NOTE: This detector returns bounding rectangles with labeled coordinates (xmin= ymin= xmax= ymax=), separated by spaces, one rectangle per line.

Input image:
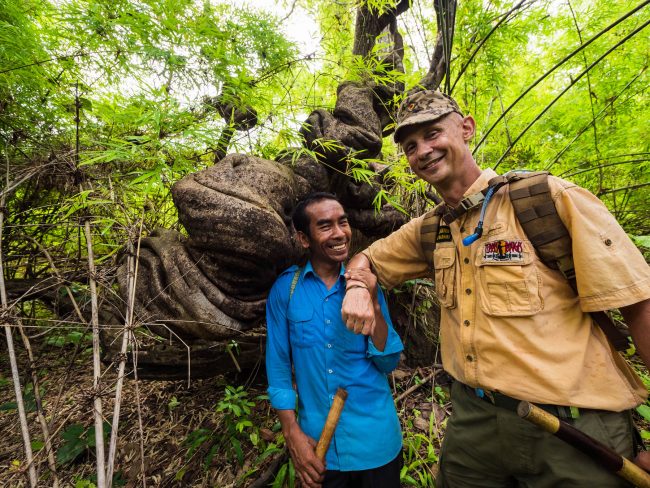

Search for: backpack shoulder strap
xmin=508 ymin=171 xmax=628 ymax=350
xmin=288 ymin=267 xmax=301 ymax=301
xmin=508 ymin=171 xmax=574 ymax=277
xmin=284 ymin=266 xmax=302 ymax=364
xmin=420 ymin=207 xmax=444 ymax=270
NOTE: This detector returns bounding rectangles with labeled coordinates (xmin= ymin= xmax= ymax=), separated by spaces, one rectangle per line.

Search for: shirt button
xmin=466 ymin=355 xmax=473 ymax=362
xmin=464 ymin=320 xmax=470 ymax=327
xmin=328 ymin=369 xmax=333 ymax=374
xmin=327 ymin=343 xmax=332 ymax=348
xmin=464 ymin=257 xmax=469 ymax=264
xmin=325 ymin=297 xmax=329 ymax=301
xmin=465 ymin=288 xmax=472 ymax=295
xmin=325 ymin=319 xmax=331 ymax=324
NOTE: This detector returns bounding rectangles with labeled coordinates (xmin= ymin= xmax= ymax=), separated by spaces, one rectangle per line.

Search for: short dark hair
xmin=292 ymin=192 xmax=341 ymax=237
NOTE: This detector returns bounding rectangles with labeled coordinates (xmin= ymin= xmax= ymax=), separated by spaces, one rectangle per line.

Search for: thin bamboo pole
xmin=83 ymin=219 xmax=106 ymax=488
xmin=0 ymin=183 xmax=37 ymax=486
xmin=18 ymin=326 xmax=60 ymax=487
xmin=472 ymin=0 xmax=650 ymax=155
xmin=106 ymin=220 xmax=142 ymax=487
xmin=493 ymin=17 xmax=650 ymax=169
xmin=124 ymin=220 xmax=147 ymax=487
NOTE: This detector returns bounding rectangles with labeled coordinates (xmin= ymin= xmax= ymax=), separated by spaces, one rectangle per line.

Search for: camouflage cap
xmin=394 ymin=90 xmax=463 ymax=143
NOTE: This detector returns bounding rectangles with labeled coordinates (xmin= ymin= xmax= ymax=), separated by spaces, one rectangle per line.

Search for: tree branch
xmin=413 ymin=0 xmax=457 ymax=93
xmin=352 ymin=0 xmax=411 ymax=58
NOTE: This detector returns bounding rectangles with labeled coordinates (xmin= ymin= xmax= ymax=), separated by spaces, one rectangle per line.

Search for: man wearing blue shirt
xmin=266 ymin=192 xmax=403 ymax=488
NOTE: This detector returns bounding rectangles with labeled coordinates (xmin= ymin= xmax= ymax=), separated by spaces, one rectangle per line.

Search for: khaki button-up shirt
xmin=364 ymin=169 xmax=650 ymax=411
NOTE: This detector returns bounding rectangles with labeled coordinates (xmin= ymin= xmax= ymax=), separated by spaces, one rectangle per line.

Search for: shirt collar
xmin=463 ymin=168 xmax=499 ymax=197
xmin=303 ymin=260 xmax=346 ymax=280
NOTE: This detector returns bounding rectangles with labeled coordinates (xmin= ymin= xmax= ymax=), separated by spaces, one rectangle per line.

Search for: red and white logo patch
xmin=483 ymin=240 xmax=524 ymax=262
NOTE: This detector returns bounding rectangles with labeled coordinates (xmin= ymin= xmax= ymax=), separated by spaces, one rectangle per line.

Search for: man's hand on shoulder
xmin=282 ymin=417 xmax=325 ymax=488
xmin=345 ymin=267 xmax=378 ymax=300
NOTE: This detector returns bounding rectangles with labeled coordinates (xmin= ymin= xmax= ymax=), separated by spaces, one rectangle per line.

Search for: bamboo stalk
xmin=493 ymin=17 xmax=650 ymax=169
xmin=127 ymin=223 xmax=148 ymax=488
xmin=105 ymin=249 xmax=133 ymax=487
xmin=473 ymin=0 xmax=650 ymax=155
xmin=451 ymin=0 xmax=532 ymax=94
xmin=18 ymin=325 xmax=60 ymax=487
xmin=83 ymin=219 xmax=106 ymax=488
xmin=131 ymin=348 xmax=148 ymax=488
xmin=106 ymin=223 xmax=142 ymax=486
xmin=518 ymin=402 xmax=650 ymax=487
xmin=0 ymin=186 xmax=37 ymax=486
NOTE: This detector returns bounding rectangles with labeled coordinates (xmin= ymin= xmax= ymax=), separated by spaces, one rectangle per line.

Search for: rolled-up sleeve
xmin=367 ymin=288 xmax=403 ymax=374
xmin=550 ymin=178 xmax=650 ymax=312
xmin=265 ymin=278 xmax=297 ymax=410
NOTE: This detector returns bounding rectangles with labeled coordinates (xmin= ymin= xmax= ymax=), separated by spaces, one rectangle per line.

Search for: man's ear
xmin=461 ymin=115 xmax=476 ymax=141
xmin=296 ymin=231 xmax=311 ymax=250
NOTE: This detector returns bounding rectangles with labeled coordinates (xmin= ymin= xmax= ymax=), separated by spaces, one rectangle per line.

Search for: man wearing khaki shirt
xmin=341 ymin=90 xmax=650 ymax=486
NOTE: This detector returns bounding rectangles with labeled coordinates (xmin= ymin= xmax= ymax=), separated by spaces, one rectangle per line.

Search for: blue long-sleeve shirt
xmin=266 ymin=262 xmax=403 ymax=471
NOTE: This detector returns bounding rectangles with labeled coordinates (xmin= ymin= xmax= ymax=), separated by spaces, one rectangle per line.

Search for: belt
xmin=468 ymin=385 xmax=580 ymax=420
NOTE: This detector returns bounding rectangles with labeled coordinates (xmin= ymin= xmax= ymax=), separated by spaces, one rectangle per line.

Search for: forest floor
xmin=0 ymin=337 xmax=449 ymax=487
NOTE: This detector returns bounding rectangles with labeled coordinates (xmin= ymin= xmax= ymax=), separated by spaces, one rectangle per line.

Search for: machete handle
xmin=315 ymin=388 xmax=348 ymax=461
xmin=518 ymin=401 xmax=650 ymax=488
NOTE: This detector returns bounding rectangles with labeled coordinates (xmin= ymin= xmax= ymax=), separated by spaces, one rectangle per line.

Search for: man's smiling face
xmin=400 ymin=113 xmax=476 ymax=188
xmin=298 ymin=199 xmax=351 ymax=266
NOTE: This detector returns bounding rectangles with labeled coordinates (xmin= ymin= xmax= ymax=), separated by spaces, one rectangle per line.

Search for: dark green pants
xmin=438 ymin=381 xmax=637 ymax=487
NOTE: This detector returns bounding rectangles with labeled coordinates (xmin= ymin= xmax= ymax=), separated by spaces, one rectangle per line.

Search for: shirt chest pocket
xmin=475 ymin=242 xmax=543 ymax=316
xmin=287 ymin=305 xmax=316 ymax=348
xmin=434 ymin=244 xmax=457 ymax=309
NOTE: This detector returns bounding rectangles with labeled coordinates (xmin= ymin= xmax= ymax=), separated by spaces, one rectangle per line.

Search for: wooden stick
xmin=395 ymin=368 xmax=443 ymax=403
xmin=518 ymin=401 xmax=650 ymax=488
xmin=315 ymin=388 xmax=348 ymax=460
xmin=0 ymin=179 xmax=37 ymax=487
xmin=84 ymin=219 xmax=106 ymax=488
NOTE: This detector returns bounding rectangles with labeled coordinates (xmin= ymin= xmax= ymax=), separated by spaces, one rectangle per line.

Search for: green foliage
xmin=1 ymin=0 xmax=648 ymax=485
xmin=56 ymin=422 xmax=111 ymax=465
xmin=73 ymin=479 xmax=97 ymax=488
xmin=447 ymin=0 xmax=649 ymax=231
xmin=44 ymin=329 xmax=91 ymax=348
xmin=0 ymin=382 xmax=41 ymax=413
xmin=271 ymin=458 xmax=296 ymax=488
xmin=401 ymin=415 xmax=439 ymax=487
xmin=1 ymin=0 xmax=306 ymax=290
xmin=183 ymin=385 xmax=276 ymax=473
xmin=215 ymin=385 xmax=256 ymax=465
xmin=3 ymin=0 xmax=646 ymax=302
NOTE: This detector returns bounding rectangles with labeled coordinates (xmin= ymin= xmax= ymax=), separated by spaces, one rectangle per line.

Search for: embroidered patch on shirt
xmin=483 ymin=240 xmax=524 ymax=262
xmin=436 ymin=225 xmax=452 ymax=243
